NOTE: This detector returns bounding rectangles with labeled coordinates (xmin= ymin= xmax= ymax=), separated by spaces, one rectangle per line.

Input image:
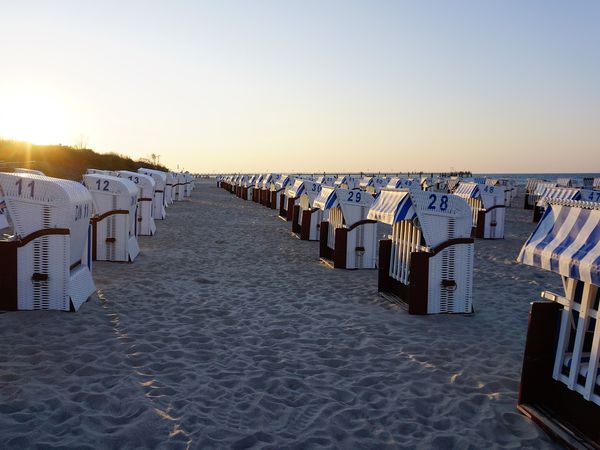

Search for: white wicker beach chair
xmin=116 ymin=171 xmax=156 ymax=236
xmin=83 ymin=174 xmax=139 ymax=262
xmin=271 ymin=174 xmax=294 ymax=211
xmin=368 ymin=189 xmax=474 ymax=314
xmin=138 ymin=168 xmax=168 ymax=219
xmin=289 ymin=180 xmax=324 ymax=241
xmin=517 ymin=199 xmax=600 ymax=448
xmin=0 ymin=172 xmax=96 ymax=311
xmin=315 ymin=186 xmax=377 ymax=269
xmin=454 ymin=182 xmax=506 ymax=239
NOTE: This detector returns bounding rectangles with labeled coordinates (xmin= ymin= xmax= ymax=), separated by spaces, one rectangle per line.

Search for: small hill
xmin=0 ymin=140 xmax=169 ymax=180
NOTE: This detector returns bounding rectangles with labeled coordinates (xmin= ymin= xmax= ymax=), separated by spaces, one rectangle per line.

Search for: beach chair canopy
xmin=517 ymin=200 xmax=600 ymax=285
xmin=0 ymin=172 xmax=93 ymax=266
xmin=138 ymin=168 xmax=167 ymax=193
xmin=386 ymin=177 xmax=417 ymax=190
xmin=116 ymin=171 xmax=156 ymax=198
xmin=82 ymin=174 xmax=138 ymax=212
xmin=286 ymin=179 xmax=306 ymax=198
xmin=525 ymin=178 xmax=545 ymax=193
xmin=313 ymin=186 xmax=373 ymax=224
xmin=536 ymin=187 xmax=581 ymax=207
xmin=315 ymin=175 xmax=336 ymax=186
xmin=359 ymin=176 xmax=374 ymax=189
xmin=301 ymin=180 xmax=323 ymax=203
xmin=368 ymin=189 xmax=472 ymax=248
xmin=275 ymin=174 xmax=295 ymax=190
xmin=261 ymin=173 xmax=275 ymax=188
xmin=533 ymin=182 xmax=558 ymax=197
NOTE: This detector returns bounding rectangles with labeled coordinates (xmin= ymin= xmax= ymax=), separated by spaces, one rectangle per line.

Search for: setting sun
xmin=0 ymin=88 xmax=72 ymax=145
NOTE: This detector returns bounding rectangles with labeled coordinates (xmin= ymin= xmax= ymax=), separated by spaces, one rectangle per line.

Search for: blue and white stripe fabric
xmin=287 ymin=180 xmax=306 ymax=198
xmin=454 ymin=182 xmax=480 ymax=199
xmin=536 ymin=187 xmax=581 ymax=208
xmin=517 ymin=202 xmax=600 ymax=286
xmin=367 ymin=189 xmax=416 ymax=225
xmin=313 ymin=186 xmax=337 ymax=211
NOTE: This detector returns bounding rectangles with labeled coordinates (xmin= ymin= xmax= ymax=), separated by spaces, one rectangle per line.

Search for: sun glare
xmin=0 ymin=89 xmax=72 ymax=145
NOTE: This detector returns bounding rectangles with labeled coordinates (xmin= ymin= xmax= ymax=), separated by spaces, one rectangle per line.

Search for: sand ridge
xmin=0 ymin=180 xmax=562 ymax=449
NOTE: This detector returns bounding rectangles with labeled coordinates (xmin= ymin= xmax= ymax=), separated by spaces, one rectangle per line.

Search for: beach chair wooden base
xmin=300 ymin=209 xmax=319 ymax=241
xmin=291 ymin=205 xmax=302 ymax=235
xmin=270 ymin=191 xmax=278 ymax=210
xmin=518 ymin=301 xmax=600 ymax=449
xmin=377 ymin=239 xmax=429 ymax=314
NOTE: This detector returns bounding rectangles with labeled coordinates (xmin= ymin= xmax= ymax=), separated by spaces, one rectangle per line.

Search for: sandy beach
xmin=0 ymin=179 xmax=564 ymax=449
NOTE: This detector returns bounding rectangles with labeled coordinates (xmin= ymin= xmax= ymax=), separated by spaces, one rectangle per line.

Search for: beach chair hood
xmin=517 ymin=200 xmax=600 ymax=285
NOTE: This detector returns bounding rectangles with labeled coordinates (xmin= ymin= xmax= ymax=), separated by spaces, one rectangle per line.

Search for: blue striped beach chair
xmin=517 ymin=199 xmax=600 ymax=448
xmin=368 ymin=189 xmax=474 ymax=314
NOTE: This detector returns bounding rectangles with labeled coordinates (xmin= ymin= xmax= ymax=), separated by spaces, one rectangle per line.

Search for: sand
xmin=0 ymin=180 xmax=563 ymax=449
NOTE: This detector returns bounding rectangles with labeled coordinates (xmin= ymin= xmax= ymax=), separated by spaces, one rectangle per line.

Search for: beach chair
xmin=273 ymin=174 xmax=296 ymax=211
xmin=184 ymin=173 xmax=194 ymax=197
xmin=316 ymin=186 xmax=377 ymax=269
xmin=83 ymin=174 xmax=139 ymax=262
xmin=238 ymin=175 xmax=254 ymax=201
xmin=369 ymin=189 xmax=474 ymax=314
xmin=260 ymin=174 xmax=277 ymax=207
xmin=517 ymin=199 xmax=600 ymax=448
xmin=454 ymin=182 xmax=506 ymax=239
xmin=178 ymin=172 xmax=188 ymax=199
xmin=280 ymin=179 xmax=305 ymax=222
xmin=138 ymin=168 xmax=167 ymax=219
xmin=290 ymin=180 xmax=324 ymax=240
xmin=0 ymin=172 xmax=96 ymax=311
xmin=534 ymin=187 xmax=582 ymax=223
xmin=116 ymin=171 xmax=156 ymax=236
xmin=386 ymin=177 xmax=418 ymax=191
xmin=487 ymin=178 xmax=516 ymax=207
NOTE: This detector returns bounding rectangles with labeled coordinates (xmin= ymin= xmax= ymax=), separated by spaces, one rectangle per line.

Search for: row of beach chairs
xmin=218 ymin=173 xmax=511 ymax=315
xmin=0 ymin=168 xmax=195 ymax=312
xmin=523 ymin=177 xmax=600 ymax=221
xmin=220 ymin=172 xmax=600 ymax=446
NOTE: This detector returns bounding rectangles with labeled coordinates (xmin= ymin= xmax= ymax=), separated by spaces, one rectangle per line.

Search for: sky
xmin=0 ymin=1 xmax=598 ymax=173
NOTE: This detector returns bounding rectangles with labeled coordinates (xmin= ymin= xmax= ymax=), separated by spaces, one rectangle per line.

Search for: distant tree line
xmin=0 ymin=139 xmax=169 ymax=180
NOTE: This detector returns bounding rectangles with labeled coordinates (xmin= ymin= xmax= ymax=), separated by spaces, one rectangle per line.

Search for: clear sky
xmin=0 ymin=1 xmax=598 ymax=173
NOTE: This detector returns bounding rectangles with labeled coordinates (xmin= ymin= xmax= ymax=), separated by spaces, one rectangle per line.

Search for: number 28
xmin=428 ymin=194 xmax=448 ymax=211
